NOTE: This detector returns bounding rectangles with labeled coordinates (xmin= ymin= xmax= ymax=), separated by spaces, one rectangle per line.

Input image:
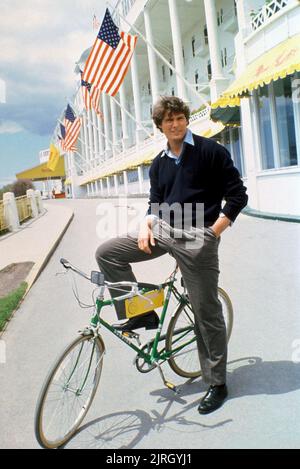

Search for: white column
xmin=119 ymin=85 xmax=129 ymax=149
xmin=87 ymin=110 xmax=94 ymax=164
xmin=235 ymin=0 xmax=251 ymax=37
xmin=100 ymin=179 xmax=104 ymax=196
xmin=106 ymin=177 xmax=111 ymax=196
xmin=35 ymin=190 xmax=44 ymax=213
xmin=26 ymin=189 xmax=39 ymax=218
xmin=110 ymin=96 xmax=118 ymax=158
xmin=92 ymin=110 xmax=99 ymax=166
xmin=203 ymin=0 xmax=229 ymax=101
xmin=138 ymin=166 xmax=143 ymax=194
xmin=87 ymin=184 xmax=90 ymax=197
xmin=97 ymin=114 xmax=105 ymax=160
xmin=3 ymin=192 xmax=20 ymax=231
xmin=144 ymin=6 xmax=160 ymax=104
xmin=82 ymin=114 xmax=90 ymax=167
xmin=167 ymin=0 xmax=187 ymax=101
xmin=114 ymin=174 xmax=119 ymax=195
xmin=131 ymin=52 xmax=144 ymax=144
xmin=102 ymin=93 xmax=111 ymax=157
xmin=123 ymin=170 xmax=128 ymax=195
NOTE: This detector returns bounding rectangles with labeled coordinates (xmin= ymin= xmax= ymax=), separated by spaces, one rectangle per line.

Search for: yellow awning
xmin=211 ymin=96 xmax=241 ymax=109
xmin=223 ymin=33 xmax=300 ymax=98
xmin=16 ymin=156 xmax=65 ymax=181
xmin=64 ymin=178 xmax=72 ymax=185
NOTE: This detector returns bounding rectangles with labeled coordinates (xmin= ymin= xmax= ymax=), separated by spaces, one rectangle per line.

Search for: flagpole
xmin=111 ymin=94 xmax=153 ymax=140
xmin=107 ymin=1 xmax=210 ymax=108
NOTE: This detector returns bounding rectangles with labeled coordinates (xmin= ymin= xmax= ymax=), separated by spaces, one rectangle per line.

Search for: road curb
xmin=242 ymin=207 xmax=300 ymax=223
xmin=0 ymin=210 xmax=74 ymax=339
xmin=25 ymin=210 xmax=74 ymax=292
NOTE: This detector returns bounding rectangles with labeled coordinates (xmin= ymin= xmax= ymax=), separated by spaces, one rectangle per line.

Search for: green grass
xmin=0 ymin=282 xmax=27 ymax=331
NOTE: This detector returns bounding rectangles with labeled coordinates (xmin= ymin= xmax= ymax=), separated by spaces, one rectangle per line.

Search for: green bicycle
xmin=35 ymin=257 xmax=233 ymax=449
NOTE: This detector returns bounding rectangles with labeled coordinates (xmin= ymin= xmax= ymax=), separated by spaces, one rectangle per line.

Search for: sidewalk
xmin=0 ymin=201 xmax=74 ymax=292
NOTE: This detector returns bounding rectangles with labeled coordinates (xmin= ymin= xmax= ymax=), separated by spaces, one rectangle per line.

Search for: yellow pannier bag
xmin=125 ymin=289 xmax=164 ymax=318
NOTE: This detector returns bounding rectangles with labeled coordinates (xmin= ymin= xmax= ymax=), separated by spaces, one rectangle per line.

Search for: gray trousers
xmin=95 ymin=221 xmax=227 ymax=385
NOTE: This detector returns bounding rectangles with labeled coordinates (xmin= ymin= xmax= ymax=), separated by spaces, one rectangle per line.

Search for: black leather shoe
xmin=198 ymin=384 xmax=228 ymax=414
xmin=113 ymin=311 xmax=159 ymax=332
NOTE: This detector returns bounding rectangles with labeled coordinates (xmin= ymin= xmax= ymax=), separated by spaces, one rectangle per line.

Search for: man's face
xmin=160 ymin=112 xmax=188 ymax=144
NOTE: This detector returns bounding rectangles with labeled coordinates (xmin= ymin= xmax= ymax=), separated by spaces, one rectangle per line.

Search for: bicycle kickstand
xmin=155 ymin=362 xmax=180 ymax=395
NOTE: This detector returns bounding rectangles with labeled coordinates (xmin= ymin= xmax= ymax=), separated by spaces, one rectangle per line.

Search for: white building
xmin=62 ymin=0 xmax=300 ymax=219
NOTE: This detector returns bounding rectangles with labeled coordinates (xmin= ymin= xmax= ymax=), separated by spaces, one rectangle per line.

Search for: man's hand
xmin=210 ymin=215 xmax=231 ymax=238
xmin=138 ymin=218 xmax=156 ymax=254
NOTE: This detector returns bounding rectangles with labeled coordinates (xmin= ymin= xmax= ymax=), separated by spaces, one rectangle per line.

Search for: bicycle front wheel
xmin=166 ymin=288 xmax=233 ymax=378
xmin=35 ymin=333 xmax=105 ymax=449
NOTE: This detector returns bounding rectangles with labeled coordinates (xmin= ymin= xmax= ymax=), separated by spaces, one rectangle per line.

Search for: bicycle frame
xmin=89 ymin=273 xmax=195 ymax=368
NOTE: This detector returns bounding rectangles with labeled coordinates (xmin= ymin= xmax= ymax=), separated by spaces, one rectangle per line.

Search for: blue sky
xmin=0 ymin=0 xmax=117 ymax=188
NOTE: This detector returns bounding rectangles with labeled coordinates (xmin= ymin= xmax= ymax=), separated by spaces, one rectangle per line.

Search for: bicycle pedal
xmin=165 ymin=381 xmax=180 ymax=394
xmin=122 ymin=331 xmax=140 ymax=340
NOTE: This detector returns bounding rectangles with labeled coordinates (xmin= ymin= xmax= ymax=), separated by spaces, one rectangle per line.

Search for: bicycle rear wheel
xmin=35 ymin=333 xmax=105 ymax=449
xmin=166 ymin=288 xmax=233 ymax=378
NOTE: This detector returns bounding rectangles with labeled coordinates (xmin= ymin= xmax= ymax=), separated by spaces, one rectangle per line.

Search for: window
xmin=256 ymin=76 xmax=299 ymax=170
xmin=220 ymin=8 xmax=224 ymax=23
xmin=171 ymin=87 xmax=175 ymax=96
xmin=192 ymin=36 xmax=195 ymax=57
xmin=195 ymin=70 xmax=199 ymax=91
xmin=182 ymin=46 xmax=185 ymax=62
xmin=169 ymin=59 xmax=173 ymax=76
xmin=221 ymin=48 xmax=227 ymax=67
xmin=143 ymin=165 xmax=150 ymax=180
xmin=127 ymin=169 xmax=139 ymax=183
xmin=204 ymin=25 xmax=208 ymax=45
xmin=148 ymin=81 xmax=151 ymax=95
xmin=257 ymin=84 xmax=275 ymax=169
xmin=162 ymin=65 xmax=166 ymax=82
xmin=207 ymin=60 xmax=211 ymax=81
xmin=273 ymin=77 xmax=298 ymax=167
xmin=218 ymin=128 xmax=245 ymax=177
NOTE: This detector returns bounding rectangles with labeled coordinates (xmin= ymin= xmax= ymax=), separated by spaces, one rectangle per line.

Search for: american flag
xmin=58 ymin=124 xmax=66 ymax=151
xmin=63 ymin=105 xmax=81 ymax=152
xmin=81 ymin=76 xmax=103 ymax=117
xmin=83 ymin=8 xmax=137 ymax=97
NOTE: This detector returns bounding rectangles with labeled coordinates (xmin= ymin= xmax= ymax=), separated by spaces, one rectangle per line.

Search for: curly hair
xmin=152 ymin=96 xmax=190 ymax=130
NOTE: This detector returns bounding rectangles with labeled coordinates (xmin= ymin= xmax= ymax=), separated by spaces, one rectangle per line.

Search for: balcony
xmin=250 ymin=0 xmax=290 ymax=31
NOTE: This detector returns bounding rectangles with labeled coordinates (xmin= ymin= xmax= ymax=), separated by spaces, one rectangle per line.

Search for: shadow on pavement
xmin=62 ymin=357 xmax=300 ymax=449
xmin=227 ymin=356 xmax=300 ymax=398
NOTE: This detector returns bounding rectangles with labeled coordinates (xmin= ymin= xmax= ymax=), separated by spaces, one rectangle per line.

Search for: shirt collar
xmin=161 ymin=129 xmax=194 ymax=159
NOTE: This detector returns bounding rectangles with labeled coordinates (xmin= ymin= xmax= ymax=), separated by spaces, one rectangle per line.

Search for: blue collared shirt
xmin=161 ymin=128 xmax=194 ymax=165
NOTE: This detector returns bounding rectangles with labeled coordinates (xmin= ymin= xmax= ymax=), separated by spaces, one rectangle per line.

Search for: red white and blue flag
xmin=83 ymin=8 xmax=137 ymax=96
xmin=81 ymin=76 xmax=103 ymax=117
xmin=63 ymin=105 xmax=81 ymax=152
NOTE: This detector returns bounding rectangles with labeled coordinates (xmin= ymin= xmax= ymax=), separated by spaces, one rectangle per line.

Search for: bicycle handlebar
xmin=60 ymin=258 xmax=163 ymax=291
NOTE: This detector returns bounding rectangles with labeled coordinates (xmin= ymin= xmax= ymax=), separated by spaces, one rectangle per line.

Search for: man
xmin=96 ymin=96 xmax=248 ymax=414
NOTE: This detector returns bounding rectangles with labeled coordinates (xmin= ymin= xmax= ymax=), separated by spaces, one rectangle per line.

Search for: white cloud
xmin=0 ymin=121 xmax=24 ymax=134
xmin=0 ymin=0 xmax=118 ymax=136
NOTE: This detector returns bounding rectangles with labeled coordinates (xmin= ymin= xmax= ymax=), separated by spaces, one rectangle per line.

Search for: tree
xmin=0 ymin=184 xmax=13 ymax=200
xmin=11 ymin=179 xmax=35 ymax=198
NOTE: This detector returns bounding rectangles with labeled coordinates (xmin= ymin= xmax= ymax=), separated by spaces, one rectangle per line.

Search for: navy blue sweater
xmin=147 ymin=134 xmax=248 ymax=227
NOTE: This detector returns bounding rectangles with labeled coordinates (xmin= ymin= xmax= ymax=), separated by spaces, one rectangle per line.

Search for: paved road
xmin=1 ymin=198 xmax=300 ymax=449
